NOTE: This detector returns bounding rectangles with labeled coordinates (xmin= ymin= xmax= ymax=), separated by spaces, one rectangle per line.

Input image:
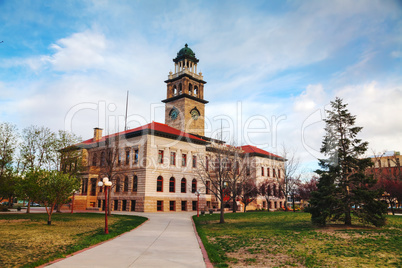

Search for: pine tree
xmin=309 ymin=97 xmax=386 ymax=227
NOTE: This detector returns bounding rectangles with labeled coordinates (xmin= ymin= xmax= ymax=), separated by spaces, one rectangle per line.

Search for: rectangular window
xmin=206 ymin=181 xmax=210 ymax=194
xmin=246 ymin=166 xmax=250 ymax=176
xmin=261 ymin=167 xmax=264 ymax=176
xmin=170 ymin=152 xmax=176 ymax=165
xmin=181 ymin=201 xmax=187 ymax=211
xmin=122 ymin=200 xmax=127 ymax=211
xmin=206 ymin=157 xmax=209 ymax=171
xmin=169 ymin=201 xmax=176 ymax=211
xmin=182 ymin=154 xmax=187 ymax=167
xmin=267 ymin=168 xmax=270 ymax=177
xmin=134 ymin=149 xmax=139 ymax=164
xmin=192 ymin=201 xmax=197 ymax=211
xmin=158 ymin=150 xmax=164 ymax=164
xmin=131 ymin=200 xmax=136 ymax=211
xmin=125 ymin=150 xmax=130 ymax=165
xmin=278 ymin=169 xmax=281 ymax=178
xmin=114 ymin=200 xmax=119 ymax=211
xmin=157 ymin=200 xmax=163 ymax=211
xmin=192 ymin=155 xmax=197 ymax=168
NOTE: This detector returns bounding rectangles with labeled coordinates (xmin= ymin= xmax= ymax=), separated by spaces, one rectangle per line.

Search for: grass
xmin=193 ymin=211 xmax=402 ymax=267
xmin=0 ymin=212 xmax=147 ymax=268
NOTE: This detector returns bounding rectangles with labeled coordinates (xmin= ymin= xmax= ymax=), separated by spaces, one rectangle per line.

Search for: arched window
xmin=157 ymin=176 xmax=163 ymax=192
xmin=115 ymin=177 xmax=121 ymax=192
xmin=124 ymin=176 xmax=129 ymax=192
xmin=132 ymin=175 xmax=138 ymax=192
xmin=194 ymin=86 xmax=198 ymax=96
xmin=92 ymin=153 xmax=97 ymax=166
xmin=181 ymin=178 xmax=186 ymax=193
xmin=173 ymin=85 xmax=177 ymax=96
xmin=101 ymin=152 xmax=106 ymax=167
xmin=169 ymin=177 xmax=175 ymax=193
xmin=191 ymin=179 xmax=197 ymax=193
xmin=179 ymin=83 xmax=182 ymax=94
xmin=189 ymin=83 xmax=193 ymax=95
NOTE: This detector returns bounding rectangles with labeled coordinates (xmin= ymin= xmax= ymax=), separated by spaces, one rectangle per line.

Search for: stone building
xmin=72 ymin=44 xmax=286 ymax=212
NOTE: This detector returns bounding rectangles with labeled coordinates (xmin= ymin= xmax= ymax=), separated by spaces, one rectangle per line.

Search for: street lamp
xmin=98 ymin=177 xmax=113 ymax=234
xmin=195 ymin=190 xmax=200 ymax=217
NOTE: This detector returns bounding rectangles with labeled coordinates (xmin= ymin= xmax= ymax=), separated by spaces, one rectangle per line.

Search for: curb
xmin=192 ymin=217 xmax=214 ymax=268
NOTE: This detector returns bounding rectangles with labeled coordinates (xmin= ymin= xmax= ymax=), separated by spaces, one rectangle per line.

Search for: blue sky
xmin=1 ymin=0 xmax=401 ymax=173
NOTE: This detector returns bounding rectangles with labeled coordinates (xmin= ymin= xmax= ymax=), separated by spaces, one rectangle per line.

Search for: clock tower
xmin=162 ymin=44 xmax=208 ymax=136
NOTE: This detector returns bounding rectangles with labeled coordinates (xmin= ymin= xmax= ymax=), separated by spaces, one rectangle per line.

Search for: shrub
xmin=0 ymin=204 xmax=9 ymax=212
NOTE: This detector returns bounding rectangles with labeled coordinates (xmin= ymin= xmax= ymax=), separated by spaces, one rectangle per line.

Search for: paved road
xmin=48 ymin=212 xmax=206 ymax=268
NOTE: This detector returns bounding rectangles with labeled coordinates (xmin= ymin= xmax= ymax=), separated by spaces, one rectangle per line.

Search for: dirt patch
xmin=315 ymin=225 xmax=380 ymax=239
xmin=0 ymin=219 xmax=31 ymax=223
xmin=227 ymin=248 xmax=304 ymax=268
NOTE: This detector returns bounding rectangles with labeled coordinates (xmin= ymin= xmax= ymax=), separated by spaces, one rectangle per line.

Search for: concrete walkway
xmin=48 ymin=212 xmax=206 ymax=268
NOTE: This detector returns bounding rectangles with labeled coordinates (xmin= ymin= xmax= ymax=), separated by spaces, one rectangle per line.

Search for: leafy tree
xmin=309 ymin=97 xmax=386 ymax=227
xmin=0 ymin=122 xmax=19 ymax=203
xmin=296 ymin=176 xmax=318 ymax=208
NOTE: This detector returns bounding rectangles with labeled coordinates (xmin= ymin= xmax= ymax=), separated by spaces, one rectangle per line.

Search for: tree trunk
xmin=108 ymin=187 xmax=112 ymax=216
xmin=219 ymin=200 xmax=225 ymax=224
xmin=345 ymin=204 xmax=352 ymax=226
xmin=26 ymin=200 xmax=31 ymax=213
xmin=232 ymin=196 xmax=237 ymax=213
xmin=292 ymin=194 xmax=295 ymax=212
xmin=390 ymin=200 xmax=395 ymax=215
xmin=243 ymin=202 xmax=247 ymax=213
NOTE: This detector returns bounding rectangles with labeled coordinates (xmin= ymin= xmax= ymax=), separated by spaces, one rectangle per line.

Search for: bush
xmin=0 ymin=204 xmax=9 ymax=212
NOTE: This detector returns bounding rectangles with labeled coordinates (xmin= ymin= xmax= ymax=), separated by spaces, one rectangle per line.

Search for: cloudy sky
xmin=1 ymin=0 xmax=401 ymax=173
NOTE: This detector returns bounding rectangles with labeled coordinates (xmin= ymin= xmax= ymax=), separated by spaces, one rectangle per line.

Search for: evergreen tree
xmin=309 ymin=97 xmax=386 ymax=227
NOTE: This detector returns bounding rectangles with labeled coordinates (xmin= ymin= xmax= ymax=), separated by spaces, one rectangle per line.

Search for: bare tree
xmin=274 ymin=144 xmax=300 ymax=211
xmin=238 ymin=179 xmax=258 ymax=212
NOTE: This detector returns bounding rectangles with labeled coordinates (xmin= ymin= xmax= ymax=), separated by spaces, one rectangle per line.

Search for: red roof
xmin=81 ymin=121 xmax=206 ymax=145
xmin=241 ymin=145 xmax=284 ymax=159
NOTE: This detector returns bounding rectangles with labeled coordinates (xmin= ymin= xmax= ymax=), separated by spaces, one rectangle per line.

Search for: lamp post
xmin=195 ymin=190 xmax=200 ymax=217
xmin=98 ymin=177 xmax=112 ymax=234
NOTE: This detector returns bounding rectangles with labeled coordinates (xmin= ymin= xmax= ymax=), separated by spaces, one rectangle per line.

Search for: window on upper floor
xmin=157 ymin=176 xmax=163 ymax=192
xmin=170 ymin=152 xmax=176 ymax=165
xmin=158 ymin=150 xmax=164 ymax=164
xmin=169 ymin=177 xmax=175 ymax=193
xmin=192 ymin=155 xmax=197 ymax=168
xmin=181 ymin=178 xmax=186 ymax=193
xmin=125 ymin=150 xmax=130 ymax=165
xmin=182 ymin=154 xmax=187 ymax=167
xmin=115 ymin=177 xmax=121 ymax=192
xmin=132 ymin=175 xmax=138 ymax=192
xmin=192 ymin=179 xmax=197 ymax=193
xmin=261 ymin=167 xmax=264 ymax=176
xmin=134 ymin=149 xmax=139 ymax=164
xmin=124 ymin=176 xmax=129 ymax=192
xmin=92 ymin=153 xmax=97 ymax=166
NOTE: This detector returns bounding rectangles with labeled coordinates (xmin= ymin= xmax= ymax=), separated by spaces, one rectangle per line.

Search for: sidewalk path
xmin=48 ymin=212 xmax=206 ymax=268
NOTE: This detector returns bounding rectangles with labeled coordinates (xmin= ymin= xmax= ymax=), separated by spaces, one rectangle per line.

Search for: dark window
xmin=192 ymin=155 xmax=197 ymax=168
xmin=157 ymin=176 xmax=163 ymax=192
xmin=192 ymin=201 xmax=197 ymax=211
xmin=122 ymin=200 xmax=127 ymax=211
xmin=181 ymin=178 xmax=186 ymax=193
xmin=169 ymin=177 xmax=175 ymax=193
xmin=189 ymin=83 xmax=193 ymax=95
xmin=179 ymin=83 xmax=182 ymax=94
xmin=115 ymin=177 xmax=121 ymax=192
xmin=170 ymin=152 xmax=176 ymax=165
xmin=206 ymin=181 xmax=210 ymax=194
xmin=124 ymin=176 xmax=129 ymax=192
xmin=192 ymin=179 xmax=197 ymax=193
xmin=182 ymin=154 xmax=187 ymax=166
xmin=278 ymin=169 xmax=281 ymax=178
xmin=206 ymin=157 xmax=209 ymax=171
xmin=98 ymin=199 xmax=102 ymax=208
xmin=114 ymin=200 xmax=118 ymax=211
xmin=170 ymin=201 xmax=176 ymax=211
xmin=134 ymin=149 xmax=139 ymax=164
xmin=81 ymin=178 xmax=88 ymax=194
xmin=132 ymin=175 xmax=138 ymax=192
xmin=158 ymin=150 xmax=164 ymax=164
xmin=125 ymin=150 xmax=130 ymax=165
xmin=273 ymin=169 xmax=276 ymax=178
xmin=101 ymin=152 xmax=106 ymax=167
xmin=246 ymin=165 xmax=250 ymax=176
xmin=157 ymin=200 xmax=163 ymax=211
xmin=261 ymin=167 xmax=264 ymax=176
xmin=267 ymin=168 xmax=270 ymax=177
xmin=90 ymin=178 xmax=97 ymax=196
xmin=181 ymin=201 xmax=187 ymax=211
xmin=131 ymin=200 xmax=136 ymax=211
xmin=92 ymin=153 xmax=97 ymax=166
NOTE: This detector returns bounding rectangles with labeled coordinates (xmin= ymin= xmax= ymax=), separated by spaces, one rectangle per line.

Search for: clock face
xmin=190 ymin=109 xmax=200 ymax=120
xmin=170 ymin=108 xmax=179 ymax=120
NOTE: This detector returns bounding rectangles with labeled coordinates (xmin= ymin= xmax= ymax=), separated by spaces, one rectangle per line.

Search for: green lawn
xmin=0 ymin=213 xmax=147 ymax=268
xmin=193 ymin=212 xmax=402 ymax=267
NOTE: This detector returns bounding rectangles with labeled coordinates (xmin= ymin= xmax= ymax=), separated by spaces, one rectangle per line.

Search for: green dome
xmin=173 ymin=44 xmax=199 ymax=63
xmin=177 ymin=44 xmax=195 ymax=58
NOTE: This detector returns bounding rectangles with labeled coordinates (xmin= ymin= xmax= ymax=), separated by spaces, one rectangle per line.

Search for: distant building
xmin=369 ymin=151 xmax=401 ymax=178
xmin=70 ymin=44 xmax=286 ymax=212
